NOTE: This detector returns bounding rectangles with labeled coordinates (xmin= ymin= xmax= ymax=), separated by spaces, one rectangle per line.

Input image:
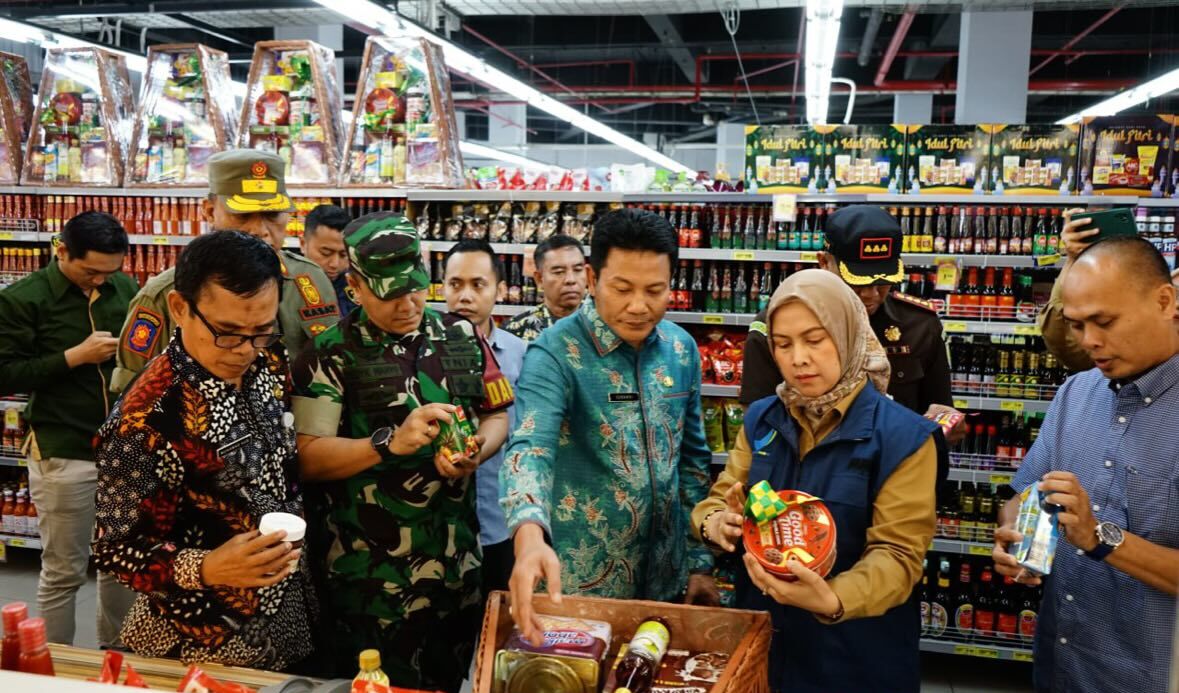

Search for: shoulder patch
xmin=293 ymin=274 xmax=325 ymax=308
xmin=124 ymin=307 xmax=164 ymax=355
xmin=890 ymin=292 xmax=938 ymax=314
xmin=749 ymin=320 xmax=768 ymax=337
xmin=309 ymin=323 xmax=328 ymax=337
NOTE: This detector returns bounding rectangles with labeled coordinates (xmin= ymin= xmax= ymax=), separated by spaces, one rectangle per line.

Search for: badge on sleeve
xmin=294 ymin=275 xmax=324 ymax=307
xmin=125 ymin=307 xmax=164 ymax=355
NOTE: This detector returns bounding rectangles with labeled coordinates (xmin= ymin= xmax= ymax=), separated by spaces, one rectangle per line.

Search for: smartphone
xmin=1075 ymin=207 xmax=1138 ymax=242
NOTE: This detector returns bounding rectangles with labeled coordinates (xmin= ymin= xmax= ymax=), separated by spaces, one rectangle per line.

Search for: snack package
xmin=90 ymin=650 xmax=148 ymax=688
xmin=723 ymin=402 xmax=745 ymax=451
xmin=489 ymin=202 xmax=513 ymax=243
xmin=925 ymin=410 xmax=965 ymax=440
xmin=743 ymin=482 xmax=837 ymax=581
xmin=494 ymin=614 xmax=612 ymax=693
xmin=177 ymin=666 xmax=255 ymax=693
xmin=1012 ymin=484 xmax=1059 ymax=576
xmin=702 ymin=399 xmax=726 ymax=453
xmin=433 ymin=403 xmax=480 ymax=465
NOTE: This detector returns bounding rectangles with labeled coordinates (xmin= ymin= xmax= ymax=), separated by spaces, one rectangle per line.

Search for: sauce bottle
xmin=1 ymin=602 xmax=27 ymax=671
xmin=609 ymin=617 xmax=671 ymax=693
xmin=17 ymin=618 xmax=54 ymax=676
xmin=354 ymin=649 xmax=389 ymax=685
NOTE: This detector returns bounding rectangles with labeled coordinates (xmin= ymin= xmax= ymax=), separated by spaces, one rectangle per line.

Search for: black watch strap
xmin=1085 ymin=541 xmax=1113 ymax=561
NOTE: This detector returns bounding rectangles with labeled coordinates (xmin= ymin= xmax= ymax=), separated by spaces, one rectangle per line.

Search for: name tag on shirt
xmin=609 ymin=392 xmax=640 ymax=403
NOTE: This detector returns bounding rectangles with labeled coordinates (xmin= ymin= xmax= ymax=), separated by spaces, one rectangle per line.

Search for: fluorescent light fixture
xmin=0 ymin=17 xmax=147 ymax=72
xmin=804 ymin=0 xmax=844 ymax=125
xmin=1057 ymin=65 xmax=1179 ymax=124
xmin=459 ymin=141 xmax=558 ymax=170
xmin=310 ymin=0 xmax=693 ymax=174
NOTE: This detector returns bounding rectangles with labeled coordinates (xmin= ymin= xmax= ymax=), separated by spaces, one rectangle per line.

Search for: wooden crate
xmin=48 ymin=644 xmax=296 ymax=691
xmin=474 ymin=591 xmax=771 ymax=693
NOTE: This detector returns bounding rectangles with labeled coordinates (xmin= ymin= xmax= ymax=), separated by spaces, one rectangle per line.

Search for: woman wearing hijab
xmin=692 ymin=269 xmax=939 ymax=693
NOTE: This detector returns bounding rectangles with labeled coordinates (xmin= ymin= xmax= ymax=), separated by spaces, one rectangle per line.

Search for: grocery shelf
xmin=127 ymin=234 xmax=196 ymax=246
xmin=950 ymin=395 xmax=1051 ymax=414
xmin=408 ymin=189 xmax=616 ymax=203
xmin=0 ymin=533 xmax=41 ymax=551
xmin=679 ymin=248 xmax=819 ymax=262
xmin=0 ymin=456 xmax=27 ymax=468
xmin=1132 ymin=197 xmax=1179 ymax=208
xmin=902 ymin=253 xmax=1061 ymax=268
xmin=421 ymin=240 xmax=540 ymax=255
xmin=427 ymin=302 xmax=531 ymax=317
xmin=942 ymin=320 xmax=1040 ymax=336
xmin=931 ymin=538 xmax=995 ymax=557
xmin=865 ymin=193 xmax=1139 ymax=206
xmin=301 ymin=188 xmax=407 ymax=198
xmin=0 ymin=400 xmax=27 ymax=410
xmin=919 ymin=638 xmax=1034 ymax=662
xmin=665 ymin=312 xmax=757 ymax=326
xmin=0 ymin=231 xmax=40 ymax=242
xmin=947 ymin=467 xmax=1018 ymax=486
xmin=37 ymin=186 xmax=209 ymax=198
xmin=702 ymin=384 xmax=740 ymax=397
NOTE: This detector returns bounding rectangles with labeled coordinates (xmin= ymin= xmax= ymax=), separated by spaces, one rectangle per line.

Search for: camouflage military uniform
xmin=500 ymin=302 xmax=559 ymax=343
xmin=111 ymin=251 xmax=338 ymax=393
xmin=291 ymin=212 xmax=513 ymax=689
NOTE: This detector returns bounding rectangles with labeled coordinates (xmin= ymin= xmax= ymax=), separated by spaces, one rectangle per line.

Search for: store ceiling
xmin=4 ymin=0 xmax=1179 ymax=145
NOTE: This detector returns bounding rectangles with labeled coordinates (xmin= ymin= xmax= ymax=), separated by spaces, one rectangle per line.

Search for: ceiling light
xmin=310 ymin=0 xmax=693 ymax=174
xmin=1057 ymin=65 xmax=1179 ymax=124
xmin=804 ymin=0 xmax=844 ymax=125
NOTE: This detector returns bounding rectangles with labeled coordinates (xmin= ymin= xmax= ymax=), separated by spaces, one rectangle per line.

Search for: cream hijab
xmin=766 ymin=269 xmax=891 ymax=417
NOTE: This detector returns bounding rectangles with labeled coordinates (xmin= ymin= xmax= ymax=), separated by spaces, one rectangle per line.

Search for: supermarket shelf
xmin=680 ymin=247 xmax=819 ymax=262
xmin=408 ymin=189 xmax=617 ymax=203
xmin=950 ymin=395 xmax=1051 ymax=414
xmin=947 ymin=467 xmax=1018 ymax=485
xmin=666 ymin=311 xmax=757 ymax=326
xmin=299 ymin=188 xmax=407 ymax=198
xmin=0 ymin=533 xmax=41 ymax=551
xmin=421 ymin=241 xmax=540 ymax=255
xmin=865 ymin=193 xmax=1138 ymax=206
xmin=902 ymin=252 xmax=1061 ymax=268
xmin=127 ymin=234 xmax=195 ymax=246
xmin=1132 ymin=197 xmax=1179 ymax=208
xmin=0 ymin=400 xmax=26 ymax=411
xmin=931 ymin=538 xmax=995 ymax=556
xmin=0 ymin=231 xmax=40 ymax=242
xmin=942 ymin=320 xmax=1040 ymax=336
xmin=919 ymin=638 xmax=1034 ymax=662
xmin=0 ymin=456 xmax=27 ymax=468
xmin=426 ymin=302 xmax=532 ymax=317
xmin=702 ymin=384 xmax=740 ymax=397
xmin=37 ymin=186 xmax=209 ymax=197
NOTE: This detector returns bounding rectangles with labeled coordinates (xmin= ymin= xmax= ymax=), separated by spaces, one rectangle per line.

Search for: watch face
xmin=371 ymin=427 xmax=392 ymax=448
xmin=1098 ymin=522 xmax=1124 ymax=547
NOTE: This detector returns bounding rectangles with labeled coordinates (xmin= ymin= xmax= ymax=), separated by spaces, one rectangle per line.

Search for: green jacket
xmin=0 ymin=260 xmax=138 ymax=460
xmin=111 ymin=250 xmax=339 ymax=393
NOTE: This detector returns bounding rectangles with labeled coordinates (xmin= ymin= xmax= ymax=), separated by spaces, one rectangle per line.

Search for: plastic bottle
xmin=1 ymin=602 xmax=27 ymax=671
xmin=17 ymin=618 xmax=54 ymax=676
xmin=610 ymin=618 xmax=671 ymax=693
xmin=354 ymin=649 xmax=389 ymax=685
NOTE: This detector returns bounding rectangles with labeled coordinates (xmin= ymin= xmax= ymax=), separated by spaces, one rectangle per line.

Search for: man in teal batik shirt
xmin=502 ymin=208 xmax=717 ymax=642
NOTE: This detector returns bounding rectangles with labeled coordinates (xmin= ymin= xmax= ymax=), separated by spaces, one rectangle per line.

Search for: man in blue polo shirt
xmin=993 ymin=236 xmax=1179 ymax=693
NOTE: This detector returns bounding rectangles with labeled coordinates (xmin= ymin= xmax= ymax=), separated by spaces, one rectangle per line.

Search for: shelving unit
xmin=931 ymin=537 xmax=995 ymax=557
xmin=0 ymin=532 xmax=41 ymax=551
xmin=0 ymin=456 xmax=26 ymax=468
xmin=949 ymin=395 xmax=1051 ymax=414
xmin=919 ymin=638 xmax=1033 ymax=662
xmin=946 ymin=468 xmax=1017 ymax=485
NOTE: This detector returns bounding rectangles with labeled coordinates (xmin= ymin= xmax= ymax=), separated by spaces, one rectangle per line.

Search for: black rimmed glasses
xmin=188 ymin=301 xmax=282 ymax=349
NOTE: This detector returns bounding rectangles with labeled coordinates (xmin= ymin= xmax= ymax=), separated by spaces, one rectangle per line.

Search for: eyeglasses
xmin=188 ymin=301 xmax=282 ymax=349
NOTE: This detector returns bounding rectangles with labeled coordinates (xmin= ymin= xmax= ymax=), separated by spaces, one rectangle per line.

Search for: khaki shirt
xmin=1038 ymin=261 xmax=1094 ymax=372
xmin=111 ymin=250 xmax=339 ymax=393
xmin=692 ymin=380 xmax=937 ymax=622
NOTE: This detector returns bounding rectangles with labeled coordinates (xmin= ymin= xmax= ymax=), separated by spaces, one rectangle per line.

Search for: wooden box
xmin=237 ymin=40 xmax=345 ymax=187
xmin=474 ymin=591 xmax=772 ymax=693
xmin=341 ymin=34 xmax=465 ymax=188
xmin=0 ymin=52 xmax=33 ymax=184
xmin=128 ymin=43 xmax=237 ymax=187
xmin=22 ymin=47 xmax=135 ymax=187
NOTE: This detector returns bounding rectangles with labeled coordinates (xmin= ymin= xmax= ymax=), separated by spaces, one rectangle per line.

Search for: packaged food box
xmin=493 ymin=614 xmax=612 ymax=693
xmin=816 ymin=124 xmax=907 ymax=193
xmin=1079 ymin=115 xmax=1177 ymax=196
xmin=906 ymin=125 xmax=991 ymax=194
xmin=743 ymin=483 xmax=837 ymax=580
xmin=434 ymin=403 xmax=480 ymax=464
xmin=1012 ymin=483 xmax=1059 ymax=576
xmin=744 ymin=125 xmax=824 ymax=193
xmin=925 ymin=410 xmax=965 ymax=439
xmin=986 ymin=123 xmax=1081 ymax=195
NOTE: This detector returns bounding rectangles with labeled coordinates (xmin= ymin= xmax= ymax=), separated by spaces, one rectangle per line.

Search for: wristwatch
xmin=1085 ymin=521 xmax=1125 ymax=561
xmin=370 ymin=427 xmax=394 ymax=459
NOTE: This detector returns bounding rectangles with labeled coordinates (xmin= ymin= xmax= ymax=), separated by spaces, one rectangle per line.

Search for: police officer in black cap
xmin=741 ymin=205 xmax=960 ymax=435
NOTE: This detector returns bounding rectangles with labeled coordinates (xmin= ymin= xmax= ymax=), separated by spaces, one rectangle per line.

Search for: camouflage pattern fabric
xmin=291 ymin=306 xmax=513 ymax=689
xmin=343 ymin=212 xmax=429 ymax=300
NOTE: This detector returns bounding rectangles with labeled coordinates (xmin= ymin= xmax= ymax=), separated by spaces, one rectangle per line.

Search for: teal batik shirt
xmin=500 ymin=301 xmax=713 ymax=601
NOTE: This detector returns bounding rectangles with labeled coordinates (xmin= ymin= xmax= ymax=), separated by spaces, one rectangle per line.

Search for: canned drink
xmin=1012 ymin=484 xmax=1059 ymax=576
xmin=433 ymin=403 xmax=479 ymax=464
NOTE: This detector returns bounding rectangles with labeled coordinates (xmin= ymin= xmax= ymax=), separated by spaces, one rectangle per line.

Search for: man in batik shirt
xmin=502 ymin=209 xmax=716 ymax=646
xmin=292 ymin=212 xmax=512 ymax=691
xmin=92 ymin=232 xmax=313 ymax=670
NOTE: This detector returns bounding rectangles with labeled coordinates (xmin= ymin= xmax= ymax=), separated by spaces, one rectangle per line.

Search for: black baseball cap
xmin=824 ymin=205 xmax=905 ymax=286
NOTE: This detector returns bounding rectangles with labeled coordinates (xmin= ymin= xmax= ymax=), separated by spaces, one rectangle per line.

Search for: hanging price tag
xmin=800 ymin=251 xmax=818 ymax=262
xmin=1013 ymin=325 xmax=1039 ymax=336
xmin=935 ymin=258 xmax=961 ymax=292
xmin=731 ymin=250 xmax=755 ymax=261
xmin=152 ymin=236 xmax=170 ymax=245
xmin=1000 ymin=400 xmax=1025 ymax=412
xmin=1035 ymin=253 xmax=1062 ymax=267
xmin=701 ymin=314 xmax=725 ymax=325
xmin=772 ymin=194 xmax=797 ymax=222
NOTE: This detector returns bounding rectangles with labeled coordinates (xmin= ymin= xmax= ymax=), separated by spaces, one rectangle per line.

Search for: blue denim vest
xmin=737 ymin=383 xmax=938 ymax=693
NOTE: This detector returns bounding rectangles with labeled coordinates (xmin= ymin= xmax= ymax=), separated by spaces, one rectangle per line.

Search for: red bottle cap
xmin=17 ymin=618 xmax=47 ymax=653
xmin=1 ymin=602 xmax=27 ymax=634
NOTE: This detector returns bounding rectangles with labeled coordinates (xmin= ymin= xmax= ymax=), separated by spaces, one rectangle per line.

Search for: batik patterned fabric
xmin=501 ymin=302 xmax=558 ymax=343
xmin=290 ymin=306 xmax=513 ymax=688
xmin=500 ymin=300 xmax=713 ymax=602
xmin=92 ymin=335 xmax=314 ymax=670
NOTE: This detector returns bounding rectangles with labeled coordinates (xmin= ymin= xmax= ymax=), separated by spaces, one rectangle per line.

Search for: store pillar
xmin=954 ymin=10 xmax=1032 ymax=124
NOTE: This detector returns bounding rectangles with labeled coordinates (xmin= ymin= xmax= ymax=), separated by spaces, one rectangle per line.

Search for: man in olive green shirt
xmin=111 ymin=150 xmax=339 ymax=393
xmin=0 ymin=211 xmax=139 ymax=647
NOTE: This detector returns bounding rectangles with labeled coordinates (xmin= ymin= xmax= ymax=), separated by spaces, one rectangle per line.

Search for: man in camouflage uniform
xmin=111 ymin=150 xmax=338 ymax=393
xmin=291 ymin=212 xmax=513 ymax=690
